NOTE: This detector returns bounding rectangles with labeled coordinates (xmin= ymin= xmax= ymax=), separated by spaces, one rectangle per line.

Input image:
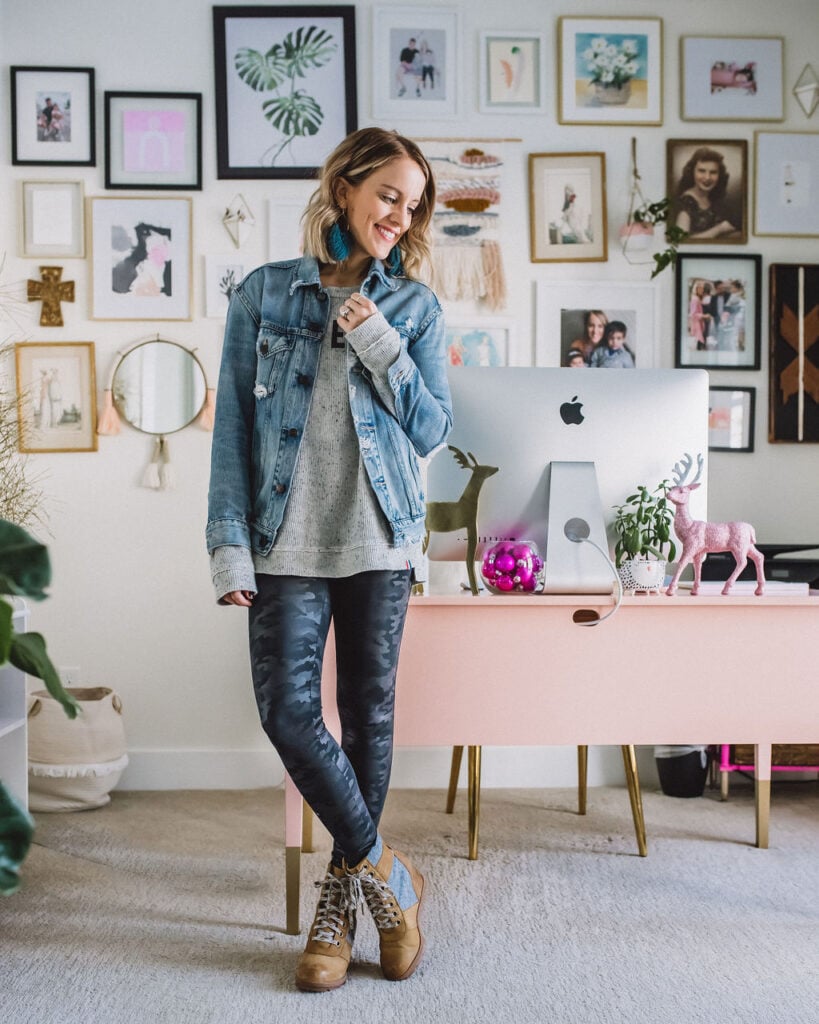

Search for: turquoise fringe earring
xmin=328 ymin=217 xmax=351 ymax=261
xmin=386 ymin=245 xmax=404 ymax=276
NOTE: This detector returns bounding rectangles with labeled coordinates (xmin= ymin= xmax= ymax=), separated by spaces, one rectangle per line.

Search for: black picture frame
xmin=213 ymin=5 xmax=358 ymax=180
xmin=675 ymin=252 xmax=762 ymax=371
xmin=104 ymin=91 xmax=202 ymax=191
xmin=708 ymin=385 xmax=756 ymax=452
xmin=10 ymin=65 xmax=96 ymax=167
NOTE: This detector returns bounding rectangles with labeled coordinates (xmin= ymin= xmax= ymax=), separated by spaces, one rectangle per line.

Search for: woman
xmin=674 ymin=147 xmax=739 ymax=240
xmin=207 ymin=127 xmax=451 ymax=992
xmin=566 ymin=309 xmax=607 ymax=365
xmin=688 ymin=280 xmax=712 ymax=350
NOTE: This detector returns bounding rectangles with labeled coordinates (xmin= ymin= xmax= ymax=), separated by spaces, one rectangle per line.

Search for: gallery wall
xmin=1 ymin=0 xmax=817 ymax=791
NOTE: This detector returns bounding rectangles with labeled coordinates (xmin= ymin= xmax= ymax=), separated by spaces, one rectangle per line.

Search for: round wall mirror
xmin=112 ymin=339 xmax=207 ymax=435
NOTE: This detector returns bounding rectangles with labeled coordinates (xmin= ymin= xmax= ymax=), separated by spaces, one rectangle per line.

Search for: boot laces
xmin=310 ymin=872 xmax=355 ymax=946
xmin=350 ymin=869 xmax=401 ymax=931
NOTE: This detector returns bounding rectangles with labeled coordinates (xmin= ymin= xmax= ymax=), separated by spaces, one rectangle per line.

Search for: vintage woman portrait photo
xmin=667 ymin=138 xmax=748 ymax=245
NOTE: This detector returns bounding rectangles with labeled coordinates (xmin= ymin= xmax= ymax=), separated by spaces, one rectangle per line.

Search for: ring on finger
xmin=340 ymin=306 xmax=350 ymax=319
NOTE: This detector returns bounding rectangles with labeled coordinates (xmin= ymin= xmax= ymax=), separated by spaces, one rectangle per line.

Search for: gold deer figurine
xmin=423 ymin=445 xmax=499 ymax=595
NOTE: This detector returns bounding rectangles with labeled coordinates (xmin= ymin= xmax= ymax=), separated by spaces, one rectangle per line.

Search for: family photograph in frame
xmin=536 ymin=281 xmax=655 ymax=369
xmin=212 ymin=5 xmax=357 ymax=179
xmin=667 ymin=138 xmax=748 ymax=245
xmin=14 ymin=341 xmax=97 ymax=453
xmin=529 ymin=152 xmax=607 ymax=263
xmin=373 ymin=6 xmax=459 ymax=120
xmin=557 ymin=17 xmax=662 ymax=125
xmin=10 ymin=66 xmax=95 ymax=167
xmin=675 ymin=253 xmax=761 ymax=370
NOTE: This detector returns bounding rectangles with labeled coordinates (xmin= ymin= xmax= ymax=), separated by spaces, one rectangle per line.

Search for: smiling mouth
xmin=376 ymin=225 xmax=398 ymax=243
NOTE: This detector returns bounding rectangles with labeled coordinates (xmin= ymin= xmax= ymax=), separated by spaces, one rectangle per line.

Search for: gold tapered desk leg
xmin=285 ymin=847 xmax=301 ymax=935
xmin=621 ymin=744 xmax=648 ymax=857
xmin=446 ymin=746 xmax=464 ymax=813
xmin=467 ymin=745 xmax=481 ymax=861
xmin=301 ymin=802 xmax=314 ymax=853
xmin=577 ymin=745 xmax=588 ymax=815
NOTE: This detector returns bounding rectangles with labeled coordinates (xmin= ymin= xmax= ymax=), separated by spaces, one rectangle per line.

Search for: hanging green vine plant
xmin=234 ymin=25 xmax=337 ymax=167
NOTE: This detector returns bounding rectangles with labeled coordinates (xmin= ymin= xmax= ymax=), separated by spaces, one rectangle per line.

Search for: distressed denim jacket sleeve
xmin=205 ymin=274 xmax=262 ymax=553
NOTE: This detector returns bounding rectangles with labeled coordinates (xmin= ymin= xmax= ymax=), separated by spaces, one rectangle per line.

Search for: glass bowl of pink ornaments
xmin=480 ymin=540 xmax=545 ymax=594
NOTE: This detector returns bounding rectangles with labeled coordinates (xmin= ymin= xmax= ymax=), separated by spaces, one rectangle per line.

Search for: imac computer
xmin=424 ymin=367 xmax=710 ymax=593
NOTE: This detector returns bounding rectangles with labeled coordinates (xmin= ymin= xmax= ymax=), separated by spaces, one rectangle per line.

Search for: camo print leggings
xmin=248 ymin=570 xmax=412 ymax=867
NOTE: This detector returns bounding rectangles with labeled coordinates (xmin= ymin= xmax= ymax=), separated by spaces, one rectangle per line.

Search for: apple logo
xmin=559 ymin=395 xmax=584 ymax=425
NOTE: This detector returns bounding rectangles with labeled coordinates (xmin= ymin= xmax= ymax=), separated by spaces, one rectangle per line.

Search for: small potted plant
xmin=620 ymin=139 xmax=688 ymax=278
xmin=612 ymin=481 xmax=677 ymax=592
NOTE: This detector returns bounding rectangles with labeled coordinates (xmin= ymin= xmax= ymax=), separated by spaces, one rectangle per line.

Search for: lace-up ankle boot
xmin=295 ymin=864 xmax=355 ymax=992
xmin=344 ymin=839 xmax=425 ymax=981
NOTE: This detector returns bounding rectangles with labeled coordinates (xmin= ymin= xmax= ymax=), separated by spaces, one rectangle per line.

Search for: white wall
xmin=2 ymin=0 xmax=817 ymax=791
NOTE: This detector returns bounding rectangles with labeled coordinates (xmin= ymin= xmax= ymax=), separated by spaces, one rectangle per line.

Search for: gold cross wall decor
xmin=27 ymin=266 xmax=75 ymax=327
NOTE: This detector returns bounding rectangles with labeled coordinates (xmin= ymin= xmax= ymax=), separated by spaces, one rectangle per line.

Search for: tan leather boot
xmin=294 ymin=864 xmax=355 ymax=992
xmin=344 ymin=843 xmax=425 ymax=981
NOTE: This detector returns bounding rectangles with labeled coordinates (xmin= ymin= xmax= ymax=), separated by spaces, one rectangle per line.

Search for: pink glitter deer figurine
xmin=665 ymin=452 xmax=766 ymax=597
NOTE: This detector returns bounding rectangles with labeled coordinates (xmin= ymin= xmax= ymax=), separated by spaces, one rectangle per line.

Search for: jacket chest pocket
xmin=255 ymin=330 xmax=294 ymax=397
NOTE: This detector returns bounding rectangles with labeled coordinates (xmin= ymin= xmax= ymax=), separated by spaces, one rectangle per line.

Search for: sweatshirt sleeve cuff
xmin=211 ymin=545 xmax=257 ymax=604
xmin=345 ymin=311 xmax=401 ymax=376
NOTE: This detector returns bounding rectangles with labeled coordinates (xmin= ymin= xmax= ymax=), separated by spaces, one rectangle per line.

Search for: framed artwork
xmin=373 ymin=6 xmax=459 ymax=120
xmin=213 ymin=5 xmax=357 ymax=179
xmin=89 ymin=197 xmax=192 ymax=321
xmin=557 ymin=17 xmax=662 ymax=126
xmin=535 ymin=281 xmax=655 ymax=369
xmin=10 ymin=66 xmax=95 ymax=166
xmin=754 ymin=131 xmax=819 ymax=237
xmin=675 ymin=253 xmax=761 ymax=371
xmin=708 ymin=386 xmax=756 ymax=452
xmin=768 ymin=263 xmax=819 ymax=443
xmin=529 ymin=152 xmax=607 ymax=263
xmin=666 ymin=138 xmax=748 ymax=245
xmin=478 ymin=31 xmax=546 ymax=114
xmin=14 ymin=342 xmax=97 ymax=453
xmin=21 ymin=180 xmax=85 ymax=258
xmin=680 ymin=36 xmax=784 ymax=122
xmin=204 ymin=255 xmax=246 ymax=318
xmin=445 ymin=319 xmax=513 ymax=368
xmin=104 ymin=92 xmax=202 ymax=190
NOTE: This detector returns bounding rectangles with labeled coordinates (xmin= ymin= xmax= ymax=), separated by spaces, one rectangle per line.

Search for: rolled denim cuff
xmin=211 ymin=545 xmax=256 ymax=604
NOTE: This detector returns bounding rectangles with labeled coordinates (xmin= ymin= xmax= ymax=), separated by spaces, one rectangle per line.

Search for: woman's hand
xmin=337 ymin=292 xmax=377 ymax=332
xmin=223 ymin=590 xmax=255 ymax=607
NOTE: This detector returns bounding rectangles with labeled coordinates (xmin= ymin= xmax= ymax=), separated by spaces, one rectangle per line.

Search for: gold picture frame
xmin=680 ymin=36 xmax=784 ymax=122
xmin=14 ymin=342 xmax=97 ymax=453
xmin=754 ymin=131 xmax=819 ymax=237
xmin=529 ymin=152 xmax=607 ymax=263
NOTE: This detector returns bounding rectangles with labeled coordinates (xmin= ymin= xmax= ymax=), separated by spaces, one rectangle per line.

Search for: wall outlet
xmin=60 ymin=666 xmax=81 ymax=686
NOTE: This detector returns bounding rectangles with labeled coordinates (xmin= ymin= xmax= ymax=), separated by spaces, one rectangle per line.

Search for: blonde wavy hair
xmin=301 ymin=127 xmax=436 ymax=281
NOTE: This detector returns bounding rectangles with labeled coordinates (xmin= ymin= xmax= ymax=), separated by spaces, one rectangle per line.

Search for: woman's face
xmin=337 ymin=156 xmax=426 ymax=264
xmin=693 ymin=160 xmax=720 ymax=194
xmin=586 ymin=313 xmax=606 ymax=344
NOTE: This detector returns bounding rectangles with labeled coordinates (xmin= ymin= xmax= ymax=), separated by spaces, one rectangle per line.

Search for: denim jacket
xmin=206 ymin=256 xmax=452 ymax=556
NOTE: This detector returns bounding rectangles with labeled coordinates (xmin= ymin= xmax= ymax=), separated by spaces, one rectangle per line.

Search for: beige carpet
xmin=2 ymin=780 xmax=818 ymax=1024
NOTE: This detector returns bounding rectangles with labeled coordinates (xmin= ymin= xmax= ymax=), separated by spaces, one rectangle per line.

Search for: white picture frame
xmin=478 ymin=31 xmax=546 ymax=114
xmin=372 ymin=6 xmax=459 ymax=120
xmin=445 ymin=318 xmax=514 ymax=368
xmin=89 ymin=196 xmax=192 ymax=321
xmin=754 ymin=130 xmax=819 ymax=237
xmin=21 ymin=180 xmax=85 ymax=258
xmin=535 ymin=281 xmax=656 ymax=369
xmin=204 ymin=255 xmax=246 ymax=319
xmin=681 ymin=36 xmax=784 ymax=122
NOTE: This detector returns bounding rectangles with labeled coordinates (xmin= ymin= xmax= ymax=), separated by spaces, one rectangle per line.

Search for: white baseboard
xmin=119 ymin=746 xmax=660 ymax=791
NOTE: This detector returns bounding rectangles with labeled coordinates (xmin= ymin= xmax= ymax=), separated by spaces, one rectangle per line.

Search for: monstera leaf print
xmin=234 ymin=26 xmax=337 ymax=166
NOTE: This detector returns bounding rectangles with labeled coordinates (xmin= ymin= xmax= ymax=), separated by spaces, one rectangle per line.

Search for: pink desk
xmin=283 ymin=592 xmax=819 ymax=933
